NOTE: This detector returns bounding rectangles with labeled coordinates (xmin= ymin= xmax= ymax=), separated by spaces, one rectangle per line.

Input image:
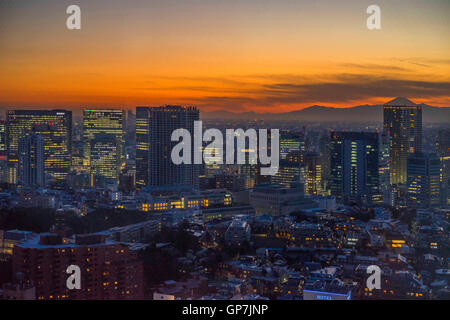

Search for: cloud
xmin=391 ymin=57 xmax=450 ymax=69
xmin=339 ymin=63 xmax=411 ymax=72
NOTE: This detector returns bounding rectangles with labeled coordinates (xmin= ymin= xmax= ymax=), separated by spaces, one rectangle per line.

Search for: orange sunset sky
xmin=0 ymin=0 xmax=449 ymax=113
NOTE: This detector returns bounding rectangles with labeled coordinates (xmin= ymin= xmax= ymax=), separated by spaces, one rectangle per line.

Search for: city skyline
xmin=0 ymin=0 xmax=449 ymax=303
xmin=0 ymin=95 xmax=448 ymax=301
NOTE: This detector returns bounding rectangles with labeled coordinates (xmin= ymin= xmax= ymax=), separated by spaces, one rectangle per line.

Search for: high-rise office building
xmin=330 ymin=131 xmax=380 ymax=204
xmin=280 ymin=131 xmax=305 ymax=160
xmin=90 ymin=134 xmax=120 ymax=186
xmin=6 ymin=110 xmax=72 ymax=184
xmin=83 ymin=109 xmax=124 ymax=169
xmin=136 ymin=107 xmax=150 ymax=188
xmin=126 ymin=110 xmax=136 ymax=134
xmin=383 ymin=97 xmax=422 ymax=185
xmin=136 ymin=106 xmax=199 ymax=189
xmin=271 ymin=159 xmax=302 ymax=188
xmin=0 ymin=121 xmax=6 ymax=183
xmin=407 ymin=153 xmax=441 ymax=208
xmin=302 ymin=152 xmax=323 ymax=196
xmin=18 ymin=134 xmax=45 ymax=188
xmin=0 ymin=120 xmax=6 ymax=157
xmin=436 ymin=129 xmax=450 ymax=205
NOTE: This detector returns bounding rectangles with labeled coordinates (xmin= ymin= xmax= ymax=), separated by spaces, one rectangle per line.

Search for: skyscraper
xmin=135 ymin=107 xmax=150 ymax=188
xmin=83 ymin=109 xmax=124 ymax=169
xmin=302 ymin=152 xmax=323 ymax=196
xmin=136 ymin=106 xmax=199 ymax=189
xmin=18 ymin=134 xmax=45 ymax=188
xmin=0 ymin=120 xmax=6 ymax=157
xmin=271 ymin=159 xmax=302 ymax=188
xmin=18 ymin=134 xmax=45 ymax=187
xmin=90 ymin=133 xmax=120 ymax=186
xmin=407 ymin=153 xmax=441 ymax=208
xmin=436 ymin=129 xmax=450 ymax=205
xmin=330 ymin=131 xmax=380 ymax=204
xmin=6 ymin=110 xmax=72 ymax=184
xmin=383 ymin=97 xmax=422 ymax=185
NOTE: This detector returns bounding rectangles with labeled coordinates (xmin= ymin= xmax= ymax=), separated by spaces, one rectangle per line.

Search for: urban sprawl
xmin=0 ymin=97 xmax=449 ymax=300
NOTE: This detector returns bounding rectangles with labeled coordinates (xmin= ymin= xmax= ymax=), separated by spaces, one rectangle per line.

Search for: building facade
xmin=302 ymin=152 xmax=323 ymax=196
xmin=330 ymin=131 xmax=380 ymax=204
xmin=279 ymin=131 xmax=305 ymax=160
xmin=6 ymin=110 xmax=72 ymax=184
xmin=136 ymin=106 xmax=200 ymax=189
xmin=383 ymin=98 xmax=422 ymax=185
xmin=89 ymin=133 xmax=121 ymax=186
xmin=271 ymin=159 xmax=302 ymax=188
xmin=407 ymin=153 xmax=441 ymax=208
xmin=83 ymin=109 xmax=124 ymax=169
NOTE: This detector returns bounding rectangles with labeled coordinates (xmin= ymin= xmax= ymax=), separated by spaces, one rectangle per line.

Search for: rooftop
xmin=384 ymin=97 xmax=418 ymax=107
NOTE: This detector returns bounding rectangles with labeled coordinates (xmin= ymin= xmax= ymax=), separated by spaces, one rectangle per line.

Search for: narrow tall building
xmin=135 ymin=107 xmax=150 ymax=188
xmin=436 ymin=129 xmax=450 ymax=205
xmin=18 ymin=134 xmax=45 ymax=187
xmin=271 ymin=159 xmax=302 ymax=188
xmin=330 ymin=131 xmax=380 ymax=204
xmin=302 ymin=152 xmax=323 ymax=196
xmin=6 ymin=110 xmax=72 ymax=184
xmin=383 ymin=97 xmax=422 ymax=185
xmin=136 ymin=106 xmax=199 ymax=189
xmin=0 ymin=120 xmax=6 ymax=157
xmin=83 ymin=109 xmax=124 ymax=169
xmin=90 ymin=133 xmax=120 ymax=186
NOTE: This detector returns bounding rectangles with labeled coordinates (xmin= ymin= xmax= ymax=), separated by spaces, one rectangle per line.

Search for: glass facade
xmin=6 ymin=110 xmax=72 ymax=184
xmin=83 ymin=109 xmax=124 ymax=179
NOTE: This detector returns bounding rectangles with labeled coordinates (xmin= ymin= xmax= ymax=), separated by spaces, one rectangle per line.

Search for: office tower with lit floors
xmin=83 ymin=109 xmax=124 ymax=167
xmin=271 ymin=159 xmax=302 ymax=188
xmin=436 ymin=129 xmax=450 ymax=205
xmin=135 ymin=106 xmax=200 ymax=189
xmin=0 ymin=120 xmax=7 ymax=183
xmin=383 ymin=97 xmax=422 ymax=186
xmin=135 ymin=107 xmax=151 ymax=188
xmin=89 ymin=134 xmax=121 ymax=187
xmin=0 ymin=120 xmax=6 ymax=157
xmin=279 ymin=131 xmax=305 ymax=160
xmin=6 ymin=110 xmax=72 ymax=186
xmin=407 ymin=153 xmax=441 ymax=208
xmin=302 ymin=152 xmax=323 ymax=196
xmin=330 ymin=131 xmax=380 ymax=204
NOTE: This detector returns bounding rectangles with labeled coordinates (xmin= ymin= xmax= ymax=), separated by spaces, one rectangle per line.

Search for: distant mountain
xmin=201 ymin=103 xmax=450 ymax=123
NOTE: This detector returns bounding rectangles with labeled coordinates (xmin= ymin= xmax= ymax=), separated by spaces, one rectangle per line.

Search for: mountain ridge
xmin=201 ymin=104 xmax=450 ymax=123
